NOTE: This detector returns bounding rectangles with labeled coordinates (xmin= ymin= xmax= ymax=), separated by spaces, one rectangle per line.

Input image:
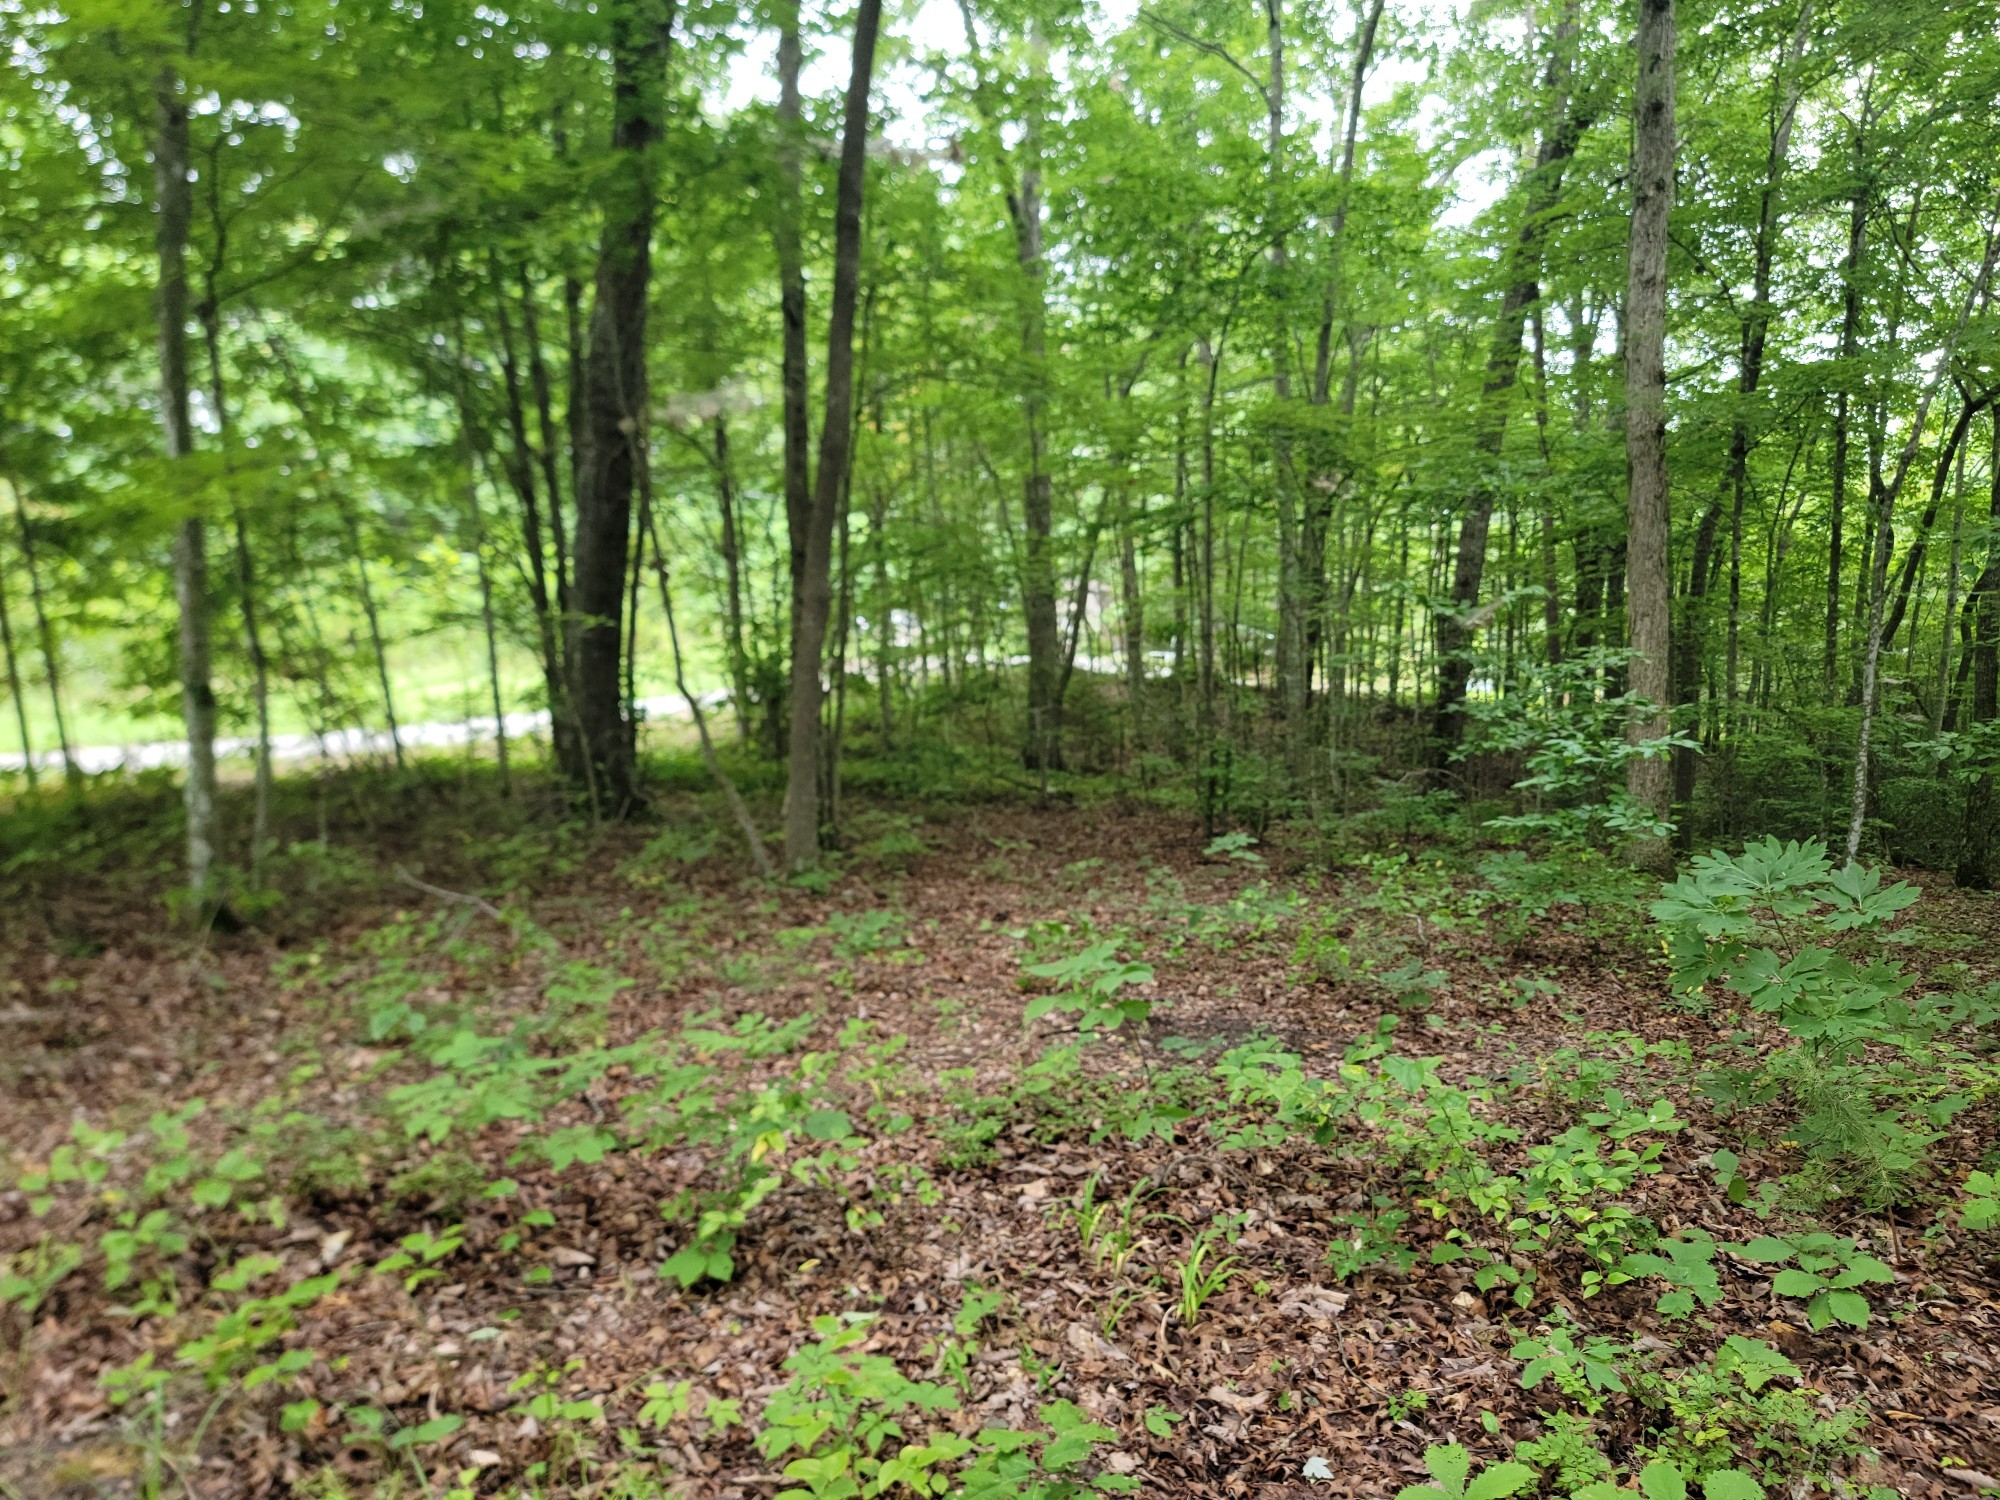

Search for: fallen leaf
xmin=1206 ymin=1385 xmax=1269 ymax=1414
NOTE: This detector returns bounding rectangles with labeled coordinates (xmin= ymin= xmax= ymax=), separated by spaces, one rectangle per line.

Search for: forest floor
xmin=2 ymin=785 xmax=1999 ymax=1499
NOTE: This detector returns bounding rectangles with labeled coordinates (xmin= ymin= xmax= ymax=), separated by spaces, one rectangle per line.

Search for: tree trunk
xmin=568 ymin=0 xmax=677 ymax=816
xmin=518 ymin=264 xmax=572 ymax=607
xmin=712 ymin=415 xmax=754 ymax=744
xmin=8 ymin=480 xmax=76 ymax=785
xmin=1676 ymin=0 xmax=1811 ymax=837
xmin=157 ymin=63 xmax=220 ymax=901
xmin=1847 ymin=207 xmax=2000 ymax=863
xmin=1622 ymin=0 xmax=1677 ymax=875
xmin=1826 ymin=90 xmax=1874 ymax=704
xmin=0 ymin=529 xmax=35 ymax=792
xmin=1264 ymin=0 xmax=1308 ymax=767
xmin=460 ymin=431 xmax=511 ymax=794
xmin=783 ymin=0 xmax=881 ymax=871
xmin=1879 ymin=393 xmax=1993 ymax=655
xmin=1015 ymin=135 xmax=1061 ymax=776
xmin=776 ymin=0 xmax=812 ymax=697
xmin=1957 ymin=419 xmax=2000 ymax=887
xmin=1119 ymin=473 xmax=1146 ymax=729
xmin=196 ymin=261 xmax=271 ymax=862
xmin=1430 ymin=5 xmax=1584 ymax=758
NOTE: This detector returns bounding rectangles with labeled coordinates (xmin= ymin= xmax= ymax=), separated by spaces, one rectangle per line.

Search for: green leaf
xmin=1736 ymin=1237 xmax=1793 ymax=1262
xmin=387 ymin=1414 xmax=463 ymax=1449
xmin=1640 ymin=1461 xmax=1689 ymax=1500
xmin=1701 ymin=1472 xmax=1766 ymax=1500
xmin=1464 ymin=1463 xmax=1536 ymax=1500
xmin=1716 ymin=1337 xmax=1799 ymax=1392
xmin=1823 ymin=1289 xmax=1872 ymax=1328
xmin=1771 ymin=1268 xmax=1821 ymax=1298
xmin=1423 ymin=1445 xmax=1471 ymax=1495
xmin=802 ymin=1110 xmax=854 ymax=1141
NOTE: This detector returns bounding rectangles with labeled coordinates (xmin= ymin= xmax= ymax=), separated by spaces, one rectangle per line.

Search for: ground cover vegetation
xmin=5 ymin=774 xmax=2000 ymax=1499
xmin=5 ymin=0 xmax=2000 ymax=1493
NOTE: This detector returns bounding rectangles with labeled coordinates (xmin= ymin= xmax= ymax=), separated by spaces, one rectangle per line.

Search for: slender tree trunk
xmin=157 ymin=62 xmax=220 ymax=900
xmin=1263 ymin=0 xmax=1309 ymax=767
xmin=1826 ymin=91 xmax=1873 ymax=703
xmin=1676 ymin=0 xmax=1811 ymax=835
xmin=783 ymin=0 xmax=881 ymax=871
xmin=7 ymin=480 xmax=76 ymax=785
xmin=1957 ymin=419 xmax=2000 ymax=887
xmin=1119 ymin=472 xmax=1146 ymax=728
xmin=639 ymin=437 xmax=774 ymax=876
xmin=1937 ymin=437 xmax=1969 ymax=732
xmin=1880 ymin=393 xmax=1994 ymax=654
xmin=1431 ymin=6 xmax=1584 ymax=757
xmin=461 ymin=436 xmax=512 ymax=794
xmin=776 ymin=0 xmax=812 ymax=693
xmin=1622 ymin=0 xmax=1677 ymax=874
xmin=340 ymin=499 xmax=405 ymax=772
xmin=0 ymin=539 xmax=35 ymax=792
xmin=519 ymin=264 xmax=572 ymax=603
xmin=712 ymin=415 xmax=754 ymax=744
xmin=1014 ymin=116 xmax=1061 ymax=776
xmin=1848 ymin=207 xmax=2000 ymax=863
xmin=197 ymin=281 xmax=271 ymax=864
xmin=869 ymin=465 xmax=894 ymax=749
xmin=568 ymin=0 xmax=677 ymax=815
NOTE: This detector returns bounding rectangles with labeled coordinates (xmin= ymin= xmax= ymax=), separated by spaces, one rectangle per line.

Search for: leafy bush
xmin=1651 ymin=838 xmax=1953 ymax=1204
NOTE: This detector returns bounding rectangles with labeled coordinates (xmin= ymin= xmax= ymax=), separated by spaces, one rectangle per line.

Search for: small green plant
xmin=1061 ymin=1174 xmax=1160 ymax=1274
xmin=1203 ymin=831 xmax=1264 ymax=863
xmin=0 ymin=1236 xmax=83 ymax=1322
xmin=1323 ymin=1202 xmax=1416 ymax=1281
xmin=1173 ymin=1224 xmax=1245 ymax=1327
xmin=1023 ymin=941 xmax=1156 ymax=1033
xmin=1511 ymin=1321 xmax=1634 ymax=1414
xmin=828 ymin=908 xmax=910 ymax=961
xmin=1960 ymin=1169 xmax=1999 ymax=1230
xmin=1394 ymin=1443 xmax=1534 ymax=1500
xmin=1384 ymin=1386 xmax=1430 ymax=1423
xmin=1733 ymin=1232 xmax=1894 ymax=1330
xmin=1652 ymin=838 xmax=1942 ymax=1205
xmin=754 ymin=1314 xmax=1132 ymax=1499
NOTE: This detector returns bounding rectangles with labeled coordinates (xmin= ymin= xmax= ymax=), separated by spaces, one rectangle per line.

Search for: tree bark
xmin=1430 ymin=4 xmax=1584 ymax=758
xmin=1826 ymin=88 xmax=1874 ymax=704
xmin=568 ymin=0 xmax=677 ymax=815
xmin=1622 ymin=0 xmax=1677 ymax=874
xmin=157 ymin=62 xmax=220 ymax=901
xmin=711 ymin=415 xmax=754 ymax=744
xmin=783 ymin=0 xmax=882 ymax=871
xmin=1958 ymin=418 xmax=2000 ymax=887
xmin=8 ymin=480 xmax=76 ymax=785
xmin=0 ymin=527 xmax=35 ymax=792
xmin=775 ymin=0 xmax=812 ymax=703
xmin=1847 ymin=207 xmax=2000 ymax=863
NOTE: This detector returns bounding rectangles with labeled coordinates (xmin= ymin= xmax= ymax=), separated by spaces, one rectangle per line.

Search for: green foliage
xmin=1652 ymin=839 xmax=1959 ymax=1205
xmin=1961 ymin=1169 xmax=2000 ymax=1231
xmin=1022 ymin=941 xmax=1157 ymax=1033
xmin=1732 ymin=1232 xmax=1895 ymax=1330
xmin=1172 ymin=1223 xmax=1246 ymax=1326
xmin=754 ymin=1315 xmax=1132 ymax=1500
xmin=1394 ymin=1444 xmax=1534 ymax=1500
